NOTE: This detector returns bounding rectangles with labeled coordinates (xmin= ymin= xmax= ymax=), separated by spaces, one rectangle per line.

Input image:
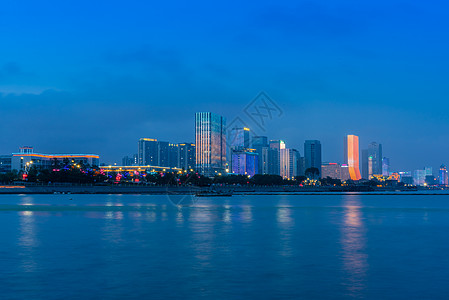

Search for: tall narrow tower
xmin=195 ymin=112 xmax=226 ymax=176
xmin=344 ymin=135 xmax=362 ymax=180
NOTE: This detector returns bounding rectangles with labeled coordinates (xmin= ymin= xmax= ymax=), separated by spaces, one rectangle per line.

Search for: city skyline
xmin=1 ymin=1 xmax=449 ymax=172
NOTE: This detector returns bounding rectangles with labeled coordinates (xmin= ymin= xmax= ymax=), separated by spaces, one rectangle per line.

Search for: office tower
xmin=286 ymin=148 xmax=300 ymax=179
xmin=382 ymin=157 xmax=390 ymax=176
xmin=252 ymin=136 xmax=270 ymax=175
xmin=298 ymin=156 xmax=306 ymax=176
xmin=368 ymin=142 xmax=383 ymax=175
xmin=361 ymin=149 xmax=369 ymax=179
xmin=179 ymin=143 xmax=196 ymax=171
xmin=138 ymin=138 xmax=159 ymax=166
xmin=344 ymin=135 xmax=362 ymax=180
xmin=425 ymin=167 xmax=433 ymax=177
xmin=195 ymin=112 xmax=226 ymax=176
xmin=439 ymin=165 xmax=448 ymax=186
xmin=158 ymin=141 xmax=170 ymax=167
xmin=231 ymin=150 xmax=259 ymax=177
xmin=304 ymin=140 xmax=322 ymax=177
xmin=168 ymin=144 xmax=179 ymax=168
xmin=413 ymin=169 xmax=426 ymax=186
xmin=229 ymin=127 xmax=250 ymax=150
xmin=269 ymin=140 xmax=285 ymax=176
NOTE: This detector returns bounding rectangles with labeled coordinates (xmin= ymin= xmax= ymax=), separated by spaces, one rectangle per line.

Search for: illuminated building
xmin=252 ymin=136 xmax=269 ymax=174
xmin=137 ymin=138 xmax=173 ymax=167
xmin=229 ymin=127 xmax=250 ymax=150
xmin=280 ymin=148 xmax=299 ymax=179
xmin=361 ymin=149 xmax=368 ymax=179
xmin=269 ymin=140 xmax=285 ymax=176
xmin=382 ymin=157 xmax=390 ymax=176
xmin=343 ymin=135 xmax=362 ymax=180
xmin=304 ymin=140 xmax=322 ymax=177
xmin=168 ymin=143 xmax=179 ymax=168
xmin=231 ymin=150 xmax=258 ymax=177
xmin=0 ymin=155 xmax=12 ymax=173
xmin=439 ymin=165 xmax=448 ymax=186
xmin=11 ymin=147 xmax=100 ymax=171
xmin=195 ymin=112 xmax=226 ymax=177
xmin=341 ymin=164 xmax=350 ymax=181
xmin=413 ymin=169 xmax=426 ymax=186
xmin=362 ymin=142 xmax=383 ymax=179
xmin=369 ymin=142 xmax=383 ymax=175
xmin=399 ymin=171 xmax=413 ymax=185
xmin=122 ymin=154 xmax=138 ymax=166
xmin=321 ymin=162 xmax=351 ymax=181
xmin=178 ymin=143 xmax=195 ymax=170
xmin=138 ymin=138 xmax=158 ymax=166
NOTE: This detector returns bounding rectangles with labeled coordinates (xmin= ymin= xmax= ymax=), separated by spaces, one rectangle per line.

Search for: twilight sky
xmin=1 ymin=0 xmax=448 ymax=172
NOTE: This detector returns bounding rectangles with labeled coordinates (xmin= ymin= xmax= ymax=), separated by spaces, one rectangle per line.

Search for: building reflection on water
xmin=341 ymin=195 xmax=368 ymax=297
xmin=18 ymin=209 xmax=38 ymax=273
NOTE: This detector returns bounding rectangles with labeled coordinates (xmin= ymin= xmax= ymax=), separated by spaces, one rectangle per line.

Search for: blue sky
xmin=1 ymin=0 xmax=448 ymax=172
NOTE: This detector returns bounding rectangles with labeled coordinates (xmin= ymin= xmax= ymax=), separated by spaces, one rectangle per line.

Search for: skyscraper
xmin=168 ymin=143 xmax=179 ymax=168
xmin=269 ymin=140 xmax=285 ymax=176
xmin=138 ymin=138 xmax=159 ymax=166
xmin=382 ymin=157 xmax=390 ymax=176
xmin=361 ymin=149 xmax=369 ymax=179
xmin=195 ymin=112 xmax=226 ymax=176
xmin=281 ymin=148 xmax=300 ymax=179
xmin=368 ymin=142 xmax=383 ymax=175
xmin=252 ymin=136 xmax=269 ymax=174
xmin=304 ymin=140 xmax=322 ymax=177
xmin=229 ymin=127 xmax=250 ymax=150
xmin=439 ymin=165 xmax=448 ymax=186
xmin=178 ymin=143 xmax=196 ymax=171
xmin=344 ymin=135 xmax=362 ymax=180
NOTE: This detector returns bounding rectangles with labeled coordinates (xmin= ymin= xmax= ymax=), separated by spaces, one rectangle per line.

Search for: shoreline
xmin=0 ymin=185 xmax=447 ymax=195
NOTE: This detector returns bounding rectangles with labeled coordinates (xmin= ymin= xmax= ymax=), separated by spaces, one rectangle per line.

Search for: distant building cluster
xmin=0 ymin=111 xmax=447 ymax=188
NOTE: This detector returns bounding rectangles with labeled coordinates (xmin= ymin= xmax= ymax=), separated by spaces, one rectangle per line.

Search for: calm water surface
xmin=1 ymin=193 xmax=449 ymax=299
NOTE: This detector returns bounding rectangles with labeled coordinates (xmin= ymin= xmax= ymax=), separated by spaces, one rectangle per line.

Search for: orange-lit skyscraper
xmin=344 ymin=135 xmax=362 ymax=180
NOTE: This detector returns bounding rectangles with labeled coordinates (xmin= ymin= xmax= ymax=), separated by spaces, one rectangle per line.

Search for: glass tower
xmin=304 ymin=140 xmax=322 ymax=177
xmin=195 ymin=112 xmax=226 ymax=176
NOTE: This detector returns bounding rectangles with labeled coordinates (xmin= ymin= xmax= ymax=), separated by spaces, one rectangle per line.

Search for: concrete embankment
xmin=0 ymin=185 xmax=434 ymax=195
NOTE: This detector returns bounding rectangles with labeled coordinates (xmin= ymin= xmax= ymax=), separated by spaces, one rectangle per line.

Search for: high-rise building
xmin=252 ymin=136 xmax=268 ymax=175
xmin=281 ymin=148 xmax=300 ymax=179
xmin=179 ymin=143 xmax=195 ymax=171
xmin=413 ymin=169 xmax=427 ymax=186
xmin=195 ymin=112 xmax=226 ymax=177
xmin=344 ymin=135 xmax=362 ymax=180
xmin=137 ymin=138 xmax=173 ymax=167
xmin=382 ymin=157 xmax=390 ymax=176
xmin=138 ymin=138 xmax=159 ymax=166
xmin=361 ymin=149 xmax=369 ymax=179
xmin=229 ymin=127 xmax=250 ymax=150
xmin=168 ymin=144 xmax=179 ymax=168
xmin=368 ymin=142 xmax=383 ymax=175
xmin=439 ymin=165 xmax=448 ymax=186
xmin=269 ymin=140 xmax=285 ymax=176
xmin=231 ymin=150 xmax=258 ymax=177
xmin=304 ymin=140 xmax=322 ymax=177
